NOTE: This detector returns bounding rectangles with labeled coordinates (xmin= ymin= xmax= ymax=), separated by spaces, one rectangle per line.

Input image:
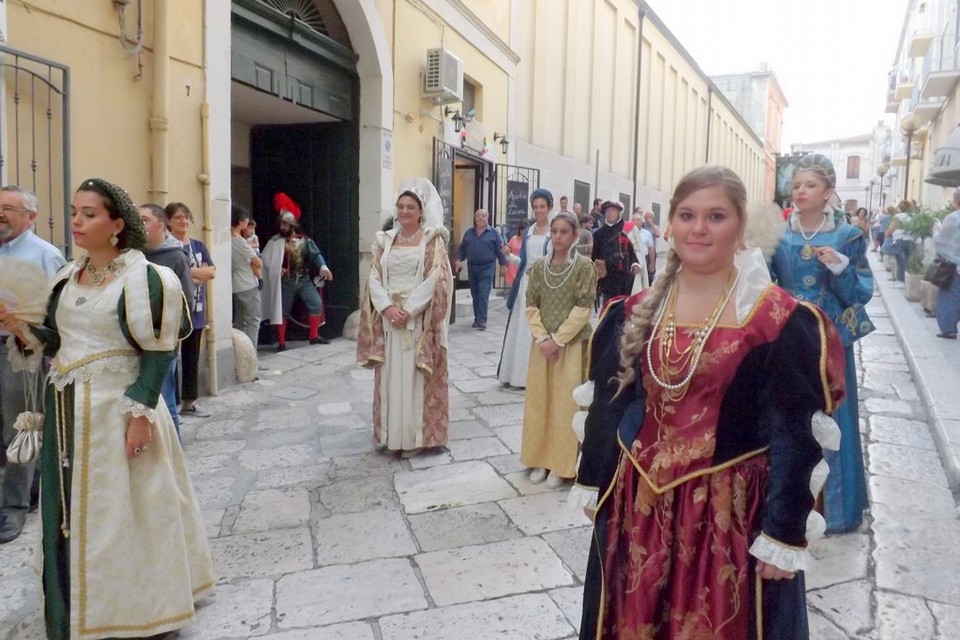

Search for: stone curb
xmin=869 ymin=254 xmax=960 ymax=493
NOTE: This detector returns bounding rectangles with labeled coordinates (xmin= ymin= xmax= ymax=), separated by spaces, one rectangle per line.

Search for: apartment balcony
xmin=885 ymin=93 xmax=901 ymax=114
xmin=910 ymin=30 xmax=935 ymax=57
xmin=920 ymin=69 xmax=960 ymax=98
xmin=909 ymin=9 xmax=935 ymax=57
xmin=895 ymin=77 xmax=915 ymax=100
xmin=914 ymin=97 xmax=945 ymax=123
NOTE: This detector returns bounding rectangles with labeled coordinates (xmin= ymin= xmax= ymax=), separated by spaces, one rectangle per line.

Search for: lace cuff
xmin=749 ymin=532 xmax=810 ymax=573
xmin=6 ymin=329 xmax=43 ymax=374
xmin=119 ymin=396 xmax=156 ymax=422
xmin=568 ymin=484 xmax=598 ymax=509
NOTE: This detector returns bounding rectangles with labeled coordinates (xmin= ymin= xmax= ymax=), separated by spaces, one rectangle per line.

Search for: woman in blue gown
xmin=771 ymin=153 xmax=874 ymax=534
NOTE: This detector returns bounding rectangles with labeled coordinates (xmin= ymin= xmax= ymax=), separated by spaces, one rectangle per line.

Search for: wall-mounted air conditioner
xmin=422 ymin=48 xmax=463 ymax=105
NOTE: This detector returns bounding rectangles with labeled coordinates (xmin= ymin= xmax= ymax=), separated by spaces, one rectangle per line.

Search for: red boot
xmin=308 ymin=315 xmax=329 ymax=345
xmin=276 ymin=320 xmax=288 ymax=352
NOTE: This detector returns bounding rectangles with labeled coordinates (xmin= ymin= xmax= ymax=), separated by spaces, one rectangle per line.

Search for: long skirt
xmin=822 ymin=344 xmax=868 ymax=533
xmin=581 ymin=454 xmax=809 ymax=640
xmin=520 ymin=341 xmax=586 ymax=478
xmin=373 ymin=325 xmax=449 ymax=451
xmin=41 ymin=367 xmax=213 ymax=640
xmin=498 ymin=272 xmax=533 ymax=387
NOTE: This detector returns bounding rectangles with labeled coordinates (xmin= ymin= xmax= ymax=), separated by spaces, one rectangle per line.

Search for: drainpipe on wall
xmin=631 ymin=5 xmax=646 ymax=208
xmin=705 ymin=87 xmax=713 ymax=163
xmin=199 ymin=102 xmax=219 ymax=396
xmin=148 ymin=0 xmax=170 ymax=203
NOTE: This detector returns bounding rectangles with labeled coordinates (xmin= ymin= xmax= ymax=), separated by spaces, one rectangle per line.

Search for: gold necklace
xmin=646 ymin=267 xmax=741 ymax=402
xmin=82 ymin=254 xmax=123 ymax=286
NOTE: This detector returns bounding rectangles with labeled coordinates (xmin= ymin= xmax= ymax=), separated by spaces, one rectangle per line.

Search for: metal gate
xmin=0 ymin=46 xmax=71 ymax=258
xmin=491 ymin=162 xmax=539 ymax=288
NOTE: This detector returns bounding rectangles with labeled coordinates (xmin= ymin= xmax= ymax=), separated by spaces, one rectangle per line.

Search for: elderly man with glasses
xmin=0 ymin=185 xmax=66 ymax=543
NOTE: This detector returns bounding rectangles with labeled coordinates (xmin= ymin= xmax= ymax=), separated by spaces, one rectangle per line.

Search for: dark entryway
xmin=250 ymin=122 xmax=359 ymax=336
xmin=231 ymin=0 xmax=359 ymax=338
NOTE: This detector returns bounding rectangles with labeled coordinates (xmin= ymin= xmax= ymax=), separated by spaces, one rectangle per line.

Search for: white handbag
xmin=5 ymin=367 xmax=43 ymax=464
xmin=6 ymin=411 xmax=43 ymax=464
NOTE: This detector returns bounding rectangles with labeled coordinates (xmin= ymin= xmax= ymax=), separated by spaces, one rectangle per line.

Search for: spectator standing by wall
xmin=455 ymin=208 xmax=506 ymax=330
xmin=231 ymin=205 xmax=262 ymax=350
xmin=167 ymin=202 xmax=215 ymax=417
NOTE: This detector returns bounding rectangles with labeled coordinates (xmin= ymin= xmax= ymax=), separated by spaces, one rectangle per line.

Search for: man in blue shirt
xmin=0 ymin=185 xmax=66 ymax=543
xmin=455 ymin=208 xmax=506 ymax=331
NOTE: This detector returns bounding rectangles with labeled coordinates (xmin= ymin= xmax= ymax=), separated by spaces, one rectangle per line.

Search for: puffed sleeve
xmin=749 ymin=301 xmax=846 ymax=571
xmin=552 ymin=258 xmax=598 ymax=346
xmin=118 ymin=263 xmax=191 ymax=415
xmin=827 ymin=228 xmax=873 ymax=307
xmin=525 ymin=259 xmax=548 ymax=341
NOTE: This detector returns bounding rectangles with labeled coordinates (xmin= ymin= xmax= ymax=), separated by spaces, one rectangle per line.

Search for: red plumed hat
xmin=273 ymin=192 xmax=301 ymax=224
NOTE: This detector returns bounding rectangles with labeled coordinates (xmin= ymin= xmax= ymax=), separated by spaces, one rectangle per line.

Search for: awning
xmin=926 ymin=126 xmax=960 ymax=187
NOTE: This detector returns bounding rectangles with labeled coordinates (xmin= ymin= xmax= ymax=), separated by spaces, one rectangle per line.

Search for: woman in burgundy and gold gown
xmin=573 ymin=167 xmax=846 ymax=640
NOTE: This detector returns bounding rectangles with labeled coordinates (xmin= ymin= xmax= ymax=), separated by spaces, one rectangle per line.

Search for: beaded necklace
xmin=81 ymin=254 xmax=124 ymax=286
xmin=396 ymin=226 xmax=422 ymax=243
xmin=543 ymin=254 xmax=579 ymax=290
xmin=646 ymin=266 xmax=741 ymax=401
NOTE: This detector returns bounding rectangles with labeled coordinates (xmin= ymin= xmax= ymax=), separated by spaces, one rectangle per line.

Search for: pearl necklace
xmin=396 ymin=226 xmax=422 ymax=243
xmin=543 ymin=255 xmax=578 ymax=290
xmin=645 ymin=267 xmax=741 ymax=398
xmin=82 ymin=255 xmax=123 ymax=286
xmin=798 ymin=215 xmax=827 ymax=260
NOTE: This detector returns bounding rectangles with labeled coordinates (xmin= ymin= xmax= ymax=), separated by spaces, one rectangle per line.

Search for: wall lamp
xmin=493 ymin=132 xmax=509 ymax=154
xmin=444 ymin=106 xmax=465 ymax=132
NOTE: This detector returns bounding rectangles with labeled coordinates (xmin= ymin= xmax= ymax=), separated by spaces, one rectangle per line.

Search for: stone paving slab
xmin=275 ymin=559 xmax=428 ymax=628
xmin=394 ymin=460 xmax=517 ymax=513
xmin=407 ymin=502 xmax=521 ymax=552
xmin=416 ymin=537 xmax=574 ymax=606
xmin=313 ymin=507 xmax=417 ymax=566
xmin=377 ymin=594 xmax=574 ymax=640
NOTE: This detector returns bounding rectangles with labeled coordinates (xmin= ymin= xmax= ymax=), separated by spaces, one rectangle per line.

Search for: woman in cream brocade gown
xmin=4 ymin=179 xmax=213 ymax=640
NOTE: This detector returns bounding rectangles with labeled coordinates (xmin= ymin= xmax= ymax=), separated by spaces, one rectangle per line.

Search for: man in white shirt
xmin=0 ymin=185 xmax=66 ymax=543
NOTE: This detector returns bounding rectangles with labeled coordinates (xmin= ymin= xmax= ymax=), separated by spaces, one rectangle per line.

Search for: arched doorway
xmin=230 ymin=0 xmax=365 ymax=339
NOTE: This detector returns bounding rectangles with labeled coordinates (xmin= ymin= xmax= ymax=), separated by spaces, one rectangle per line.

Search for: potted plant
xmin=903 ymin=208 xmax=937 ymax=301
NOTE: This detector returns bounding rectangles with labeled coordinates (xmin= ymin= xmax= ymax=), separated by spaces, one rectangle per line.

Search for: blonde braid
xmin=616 ymin=249 xmax=682 ymax=394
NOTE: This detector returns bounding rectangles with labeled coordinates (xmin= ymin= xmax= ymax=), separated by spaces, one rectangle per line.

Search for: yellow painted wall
xmin=6 ymin=0 xmax=206 ymax=242
xmin=387 ymin=1 xmax=510 ymax=188
xmin=516 ymin=0 xmax=639 ymax=176
xmin=515 ymin=1 xmax=764 ymax=202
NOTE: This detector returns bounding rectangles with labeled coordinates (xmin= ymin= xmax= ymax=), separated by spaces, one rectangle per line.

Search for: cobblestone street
xmin=2 ymin=282 xmax=960 ymax=639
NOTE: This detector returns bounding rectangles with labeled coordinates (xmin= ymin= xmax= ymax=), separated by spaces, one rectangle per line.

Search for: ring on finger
xmin=134 ymin=447 xmax=143 ymax=455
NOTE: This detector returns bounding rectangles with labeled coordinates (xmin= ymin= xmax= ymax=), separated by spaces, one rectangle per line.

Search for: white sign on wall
xmin=382 ymin=130 xmax=393 ymax=170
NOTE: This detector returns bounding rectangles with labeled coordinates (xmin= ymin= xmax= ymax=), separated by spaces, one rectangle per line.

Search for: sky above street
xmin=646 ymin=0 xmax=909 ymax=146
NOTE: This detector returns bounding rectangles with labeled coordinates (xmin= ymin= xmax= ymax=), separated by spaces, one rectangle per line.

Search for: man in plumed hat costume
xmin=261 ymin=192 xmax=334 ymax=351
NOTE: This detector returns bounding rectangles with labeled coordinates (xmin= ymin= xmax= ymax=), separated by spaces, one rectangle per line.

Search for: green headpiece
xmin=78 ymin=178 xmax=147 ymax=250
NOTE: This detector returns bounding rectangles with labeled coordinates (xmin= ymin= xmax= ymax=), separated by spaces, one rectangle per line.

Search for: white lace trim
xmin=568 ymin=484 xmax=598 ymax=509
xmin=572 ymin=381 xmax=594 ymax=407
xmin=812 ymin=411 xmax=841 ymax=450
xmin=48 ymin=355 xmax=138 ymax=391
xmin=748 ymin=532 xmax=810 ymax=573
xmin=119 ymin=396 xmax=156 ymax=421
xmin=6 ymin=333 xmax=43 ymax=373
